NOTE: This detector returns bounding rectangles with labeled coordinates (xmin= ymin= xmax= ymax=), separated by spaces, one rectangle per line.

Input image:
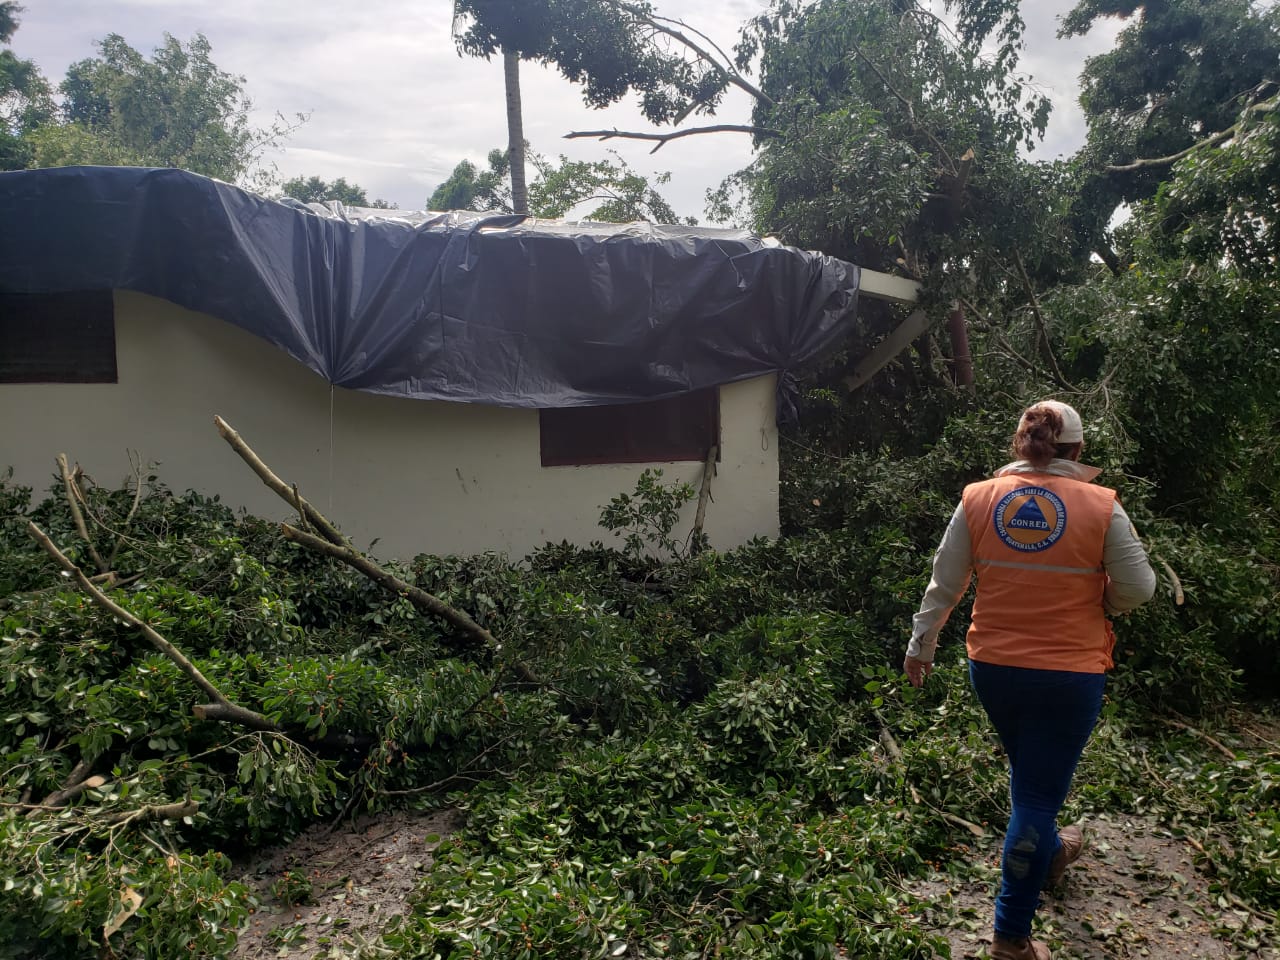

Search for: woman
xmin=904 ymin=400 xmax=1156 ymax=960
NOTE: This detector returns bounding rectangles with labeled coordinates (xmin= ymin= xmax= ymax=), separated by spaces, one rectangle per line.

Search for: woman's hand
xmin=903 ymin=655 xmax=934 ymax=688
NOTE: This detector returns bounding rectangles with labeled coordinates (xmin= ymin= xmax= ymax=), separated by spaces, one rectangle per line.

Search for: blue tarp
xmin=0 ymin=166 xmax=860 ymax=411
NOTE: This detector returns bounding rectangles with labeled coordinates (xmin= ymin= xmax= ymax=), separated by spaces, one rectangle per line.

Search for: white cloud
xmin=13 ymin=0 xmax=1122 ymax=219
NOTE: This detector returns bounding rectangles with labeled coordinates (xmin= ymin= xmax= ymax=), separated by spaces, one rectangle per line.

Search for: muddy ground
xmin=910 ymin=813 xmax=1279 ymax=959
xmin=230 ymin=804 xmax=1277 ymax=959
xmin=230 ymin=806 xmax=462 ymax=960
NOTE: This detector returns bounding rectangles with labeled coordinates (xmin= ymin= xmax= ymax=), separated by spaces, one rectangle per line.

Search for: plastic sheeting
xmin=0 ymin=166 xmax=860 ymax=411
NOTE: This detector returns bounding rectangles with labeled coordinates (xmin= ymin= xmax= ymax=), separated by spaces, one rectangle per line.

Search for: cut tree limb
xmin=104 ymin=799 xmax=199 ymax=827
xmin=1161 ymin=717 xmax=1237 ymax=761
xmin=27 ymin=768 xmax=105 ymax=818
xmin=214 ymin=416 xmax=348 ymax=548
xmin=58 ymin=454 xmax=108 ymax=574
xmin=280 ymin=524 xmax=540 ymax=686
xmin=214 ymin=415 xmax=540 ymax=686
xmin=26 ymin=521 xmax=282 ymax=733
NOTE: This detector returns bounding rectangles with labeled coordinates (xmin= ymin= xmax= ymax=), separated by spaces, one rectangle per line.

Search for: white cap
xmin=1024 ymin=400 xmax=1084 ymax=444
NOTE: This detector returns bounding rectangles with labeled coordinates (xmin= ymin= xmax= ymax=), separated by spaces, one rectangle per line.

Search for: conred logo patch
xmin=993 ymin=486 xmax=1067 ymax=552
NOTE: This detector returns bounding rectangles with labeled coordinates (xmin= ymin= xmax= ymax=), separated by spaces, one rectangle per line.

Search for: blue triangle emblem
xmin=1011 ymin=497 xmax=1050 ymax=530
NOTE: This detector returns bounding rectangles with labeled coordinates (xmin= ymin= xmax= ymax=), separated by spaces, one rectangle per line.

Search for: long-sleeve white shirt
xmin=906 ymin=459 xmax=1157 ymax=662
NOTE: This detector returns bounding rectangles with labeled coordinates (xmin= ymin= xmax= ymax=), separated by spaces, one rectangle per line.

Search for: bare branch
xmin=1105 ymin=95 xmax=1278 ymax=173
xmin=213 ymin=416 xmax=541 ymax=686
xmin=106 ymin=451 xmax=145 ymax=570
xmin=58 ymin=454 xmax=108 ymax=574
xmin=214 ymin=416 xmax=349 ymax=548
xmin=565 ymin=124 xmax=780 ymax=154
xmin=565 ymin=123 xmax=780 ymax=152
xmin=690 ymin=445 xmax=718 ymax=555
xmin=602 ymin=0 xmax=775 ymax=108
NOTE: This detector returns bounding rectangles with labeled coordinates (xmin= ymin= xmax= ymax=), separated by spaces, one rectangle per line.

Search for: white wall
xmin=2 ymin=292 xmax=779 ymax=559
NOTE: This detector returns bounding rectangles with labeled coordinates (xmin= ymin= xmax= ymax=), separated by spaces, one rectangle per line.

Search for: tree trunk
xmin=946 ymin=306 xmax=974 ymax=390
xmin=503 ymin=48 xmax=528 ymax=216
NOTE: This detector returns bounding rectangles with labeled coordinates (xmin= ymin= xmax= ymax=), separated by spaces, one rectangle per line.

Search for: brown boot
xmin=1045 ymin=824 xmax=1084 ymax=888
xmin=990 ymin=934 xmax=1051 ymax=960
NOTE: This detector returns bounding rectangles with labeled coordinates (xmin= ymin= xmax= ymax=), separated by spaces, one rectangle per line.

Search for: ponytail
xmin=1012 ymin=406 xmax=1063 ymax=467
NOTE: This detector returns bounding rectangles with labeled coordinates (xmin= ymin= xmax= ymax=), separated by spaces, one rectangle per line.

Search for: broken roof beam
xmin=841 ymin=269 xmax=927 ymax=392
xmin=857 ymin=267 xmax=921 ymax=305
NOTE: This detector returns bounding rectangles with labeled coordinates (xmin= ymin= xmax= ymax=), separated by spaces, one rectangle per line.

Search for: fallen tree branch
xmin=280 ymin=524 xmax=540 ymax=686
xmin=214 ymin=416 xmax=541 ymax=686
xmin=106 ymin=451 xmax=145 ymax=570
xmin=214 ymin=416 xmax=348 ymax=548
xmin=564 ymin=124 xmax=782 ymax=153
xmin=27 ymin=765 xmax=104 ymax=818
xmin=0 ymin=572 xmax=140 ymax=610
xmin=26 ymin=521 xmax=282 ymax=734
xmin=1183 ymin=835 xmax=1277 ymax=924
xmin=1156 ymin=557 xmax=1185 ymax=606
xmin=58 ymin=454 xmax=108 ymax=574
xmin=1161 ymin=717 xmax=1238 ymax=761
xmin=104 ymin=799 xmax=199 ymax=827
xmin=877 ymin=718 xmax=985 ymax=838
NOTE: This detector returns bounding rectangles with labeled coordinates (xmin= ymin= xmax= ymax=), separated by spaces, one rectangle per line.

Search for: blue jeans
xmin=969 ymin=659 xmax=1105 ymax=939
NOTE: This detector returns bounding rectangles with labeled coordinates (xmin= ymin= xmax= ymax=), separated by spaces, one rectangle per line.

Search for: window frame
xmin=538 ymin=388 xmax=721 ymax=467
xmin=0 ymin=290 xmax=118 ymax=384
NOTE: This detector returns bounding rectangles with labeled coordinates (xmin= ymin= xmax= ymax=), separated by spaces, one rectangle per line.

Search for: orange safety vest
xmin=962 ymin=472 xmax=1117 ymax=673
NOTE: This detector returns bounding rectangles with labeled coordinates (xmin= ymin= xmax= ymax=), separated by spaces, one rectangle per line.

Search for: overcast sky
xmin=13 ymin=0 xmax=1122 ymax=221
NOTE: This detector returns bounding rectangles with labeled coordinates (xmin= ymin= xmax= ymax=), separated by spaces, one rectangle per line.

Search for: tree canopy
xmin=281 ymin=175 xmax=395 ymax=208
xmin=451 ymin=0 xmax=727 ymax=124
xmin=1061 ymin=0 xmax=1280 ymax=262
xmin=16 ymin=31 xmax=299 ymax=188
xmin=0 ymin=1 xmax=53 ymax=170
xmin=428 ymin=146 xmax=689 ymax=223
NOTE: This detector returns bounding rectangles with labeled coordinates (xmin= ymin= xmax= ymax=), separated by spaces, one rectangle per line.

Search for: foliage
xmin=428 ymin=149 xmax=513 ymax=212
xmin=598 ymin=467 xmax=698 ymax=561
xmin=1 ymin=420 xmax=1278 ymax=956
xmin=530 ymin=150 xmax=691 ymax=223
xmin=281 ymin=174 xmax=395 ymax=209
xmin=0 ymin=1 xmax=53 ymax=170
xmin=24 ymin=32 xmax=300 ymax=188
xmin=451 ymin=0 xmax=723 ymax=124
xmin=1062 ymin=0 xmax=1280 ymax=252
xmin=728 ymin=0 xmax=1061 ymax=294
xmin=428 ymin=146 xmax=689 ymax=222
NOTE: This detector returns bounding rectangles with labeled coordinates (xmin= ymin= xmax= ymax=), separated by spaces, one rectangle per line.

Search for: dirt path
xmin=911 ymin=813 xmax=1278 ymax=959
xmin=223 ymin=792 xmax=1278 ymax=958
xmin=230 ymin=807 xmax=462 ymax=960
